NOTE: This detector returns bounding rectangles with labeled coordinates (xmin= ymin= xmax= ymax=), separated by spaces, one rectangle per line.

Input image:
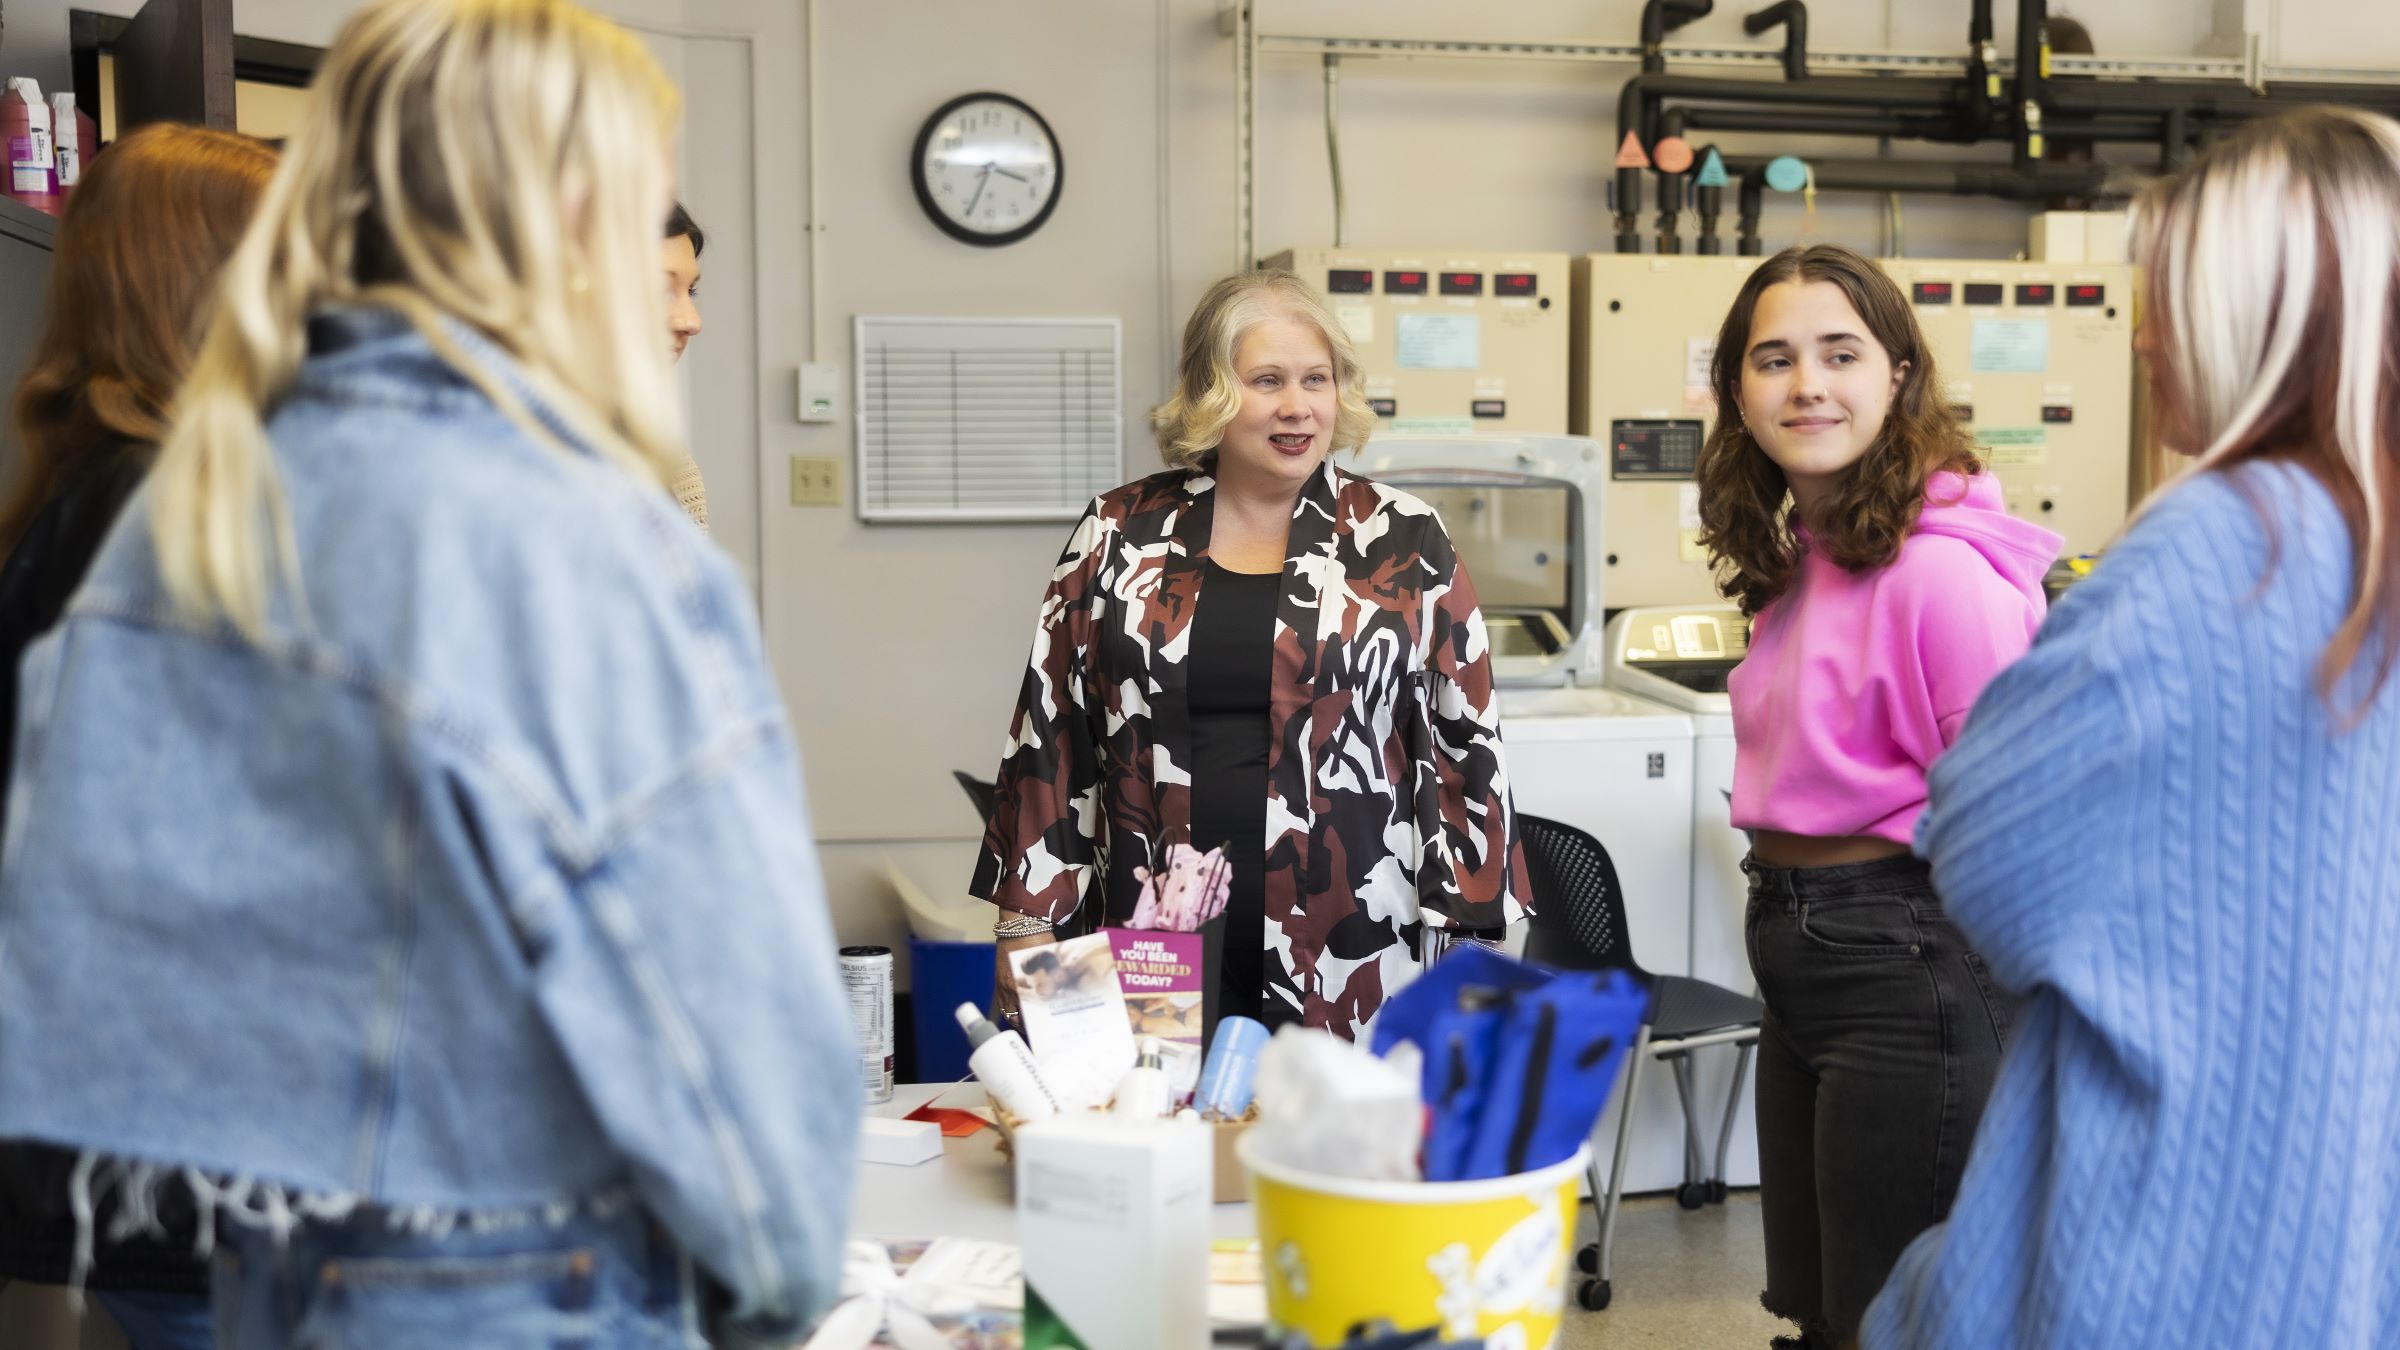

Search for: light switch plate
xmin=790 ymin=455 xmax=842 ymax=507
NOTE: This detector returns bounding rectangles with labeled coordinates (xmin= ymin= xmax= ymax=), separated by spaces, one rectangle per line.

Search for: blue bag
xmin=1372 ymin=946 xmax=1649 ymax=1182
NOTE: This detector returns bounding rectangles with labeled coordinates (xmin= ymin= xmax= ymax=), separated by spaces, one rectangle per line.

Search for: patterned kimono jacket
xmin=971 ymin=459 xmax=1531 ymax=1040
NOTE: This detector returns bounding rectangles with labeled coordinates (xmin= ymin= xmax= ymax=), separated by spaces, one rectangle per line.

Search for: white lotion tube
xmin=1112 ymin=1037 xmax=1171 ymax=1121
xmin=956 ymin=1002 xmax=1062 ymax=1124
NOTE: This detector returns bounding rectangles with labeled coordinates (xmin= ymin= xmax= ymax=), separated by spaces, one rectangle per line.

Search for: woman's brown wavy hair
xmin=1695 ymin=244 xmax=1979 ymax=615
xmin=0 ymin=123 xmax=275 ymax=554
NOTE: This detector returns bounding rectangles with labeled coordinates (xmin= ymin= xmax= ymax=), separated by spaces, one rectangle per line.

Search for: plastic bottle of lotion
xmin=3 ymin=79 xmax=58 ymax=214
xmin=1111 ymin=1038 xmax=1171 ymax=1121
xmin=955 ymin=1002 xmax=1061 ymax=1124
xmin=49 ymin=93 xmax=79 ymax=194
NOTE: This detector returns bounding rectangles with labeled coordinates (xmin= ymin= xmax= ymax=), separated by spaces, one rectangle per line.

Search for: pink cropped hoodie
xmin=1729 ymin=470 xmax=2063 ymax=845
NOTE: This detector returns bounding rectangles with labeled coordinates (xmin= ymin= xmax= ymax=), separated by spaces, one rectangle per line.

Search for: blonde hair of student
xmin=2134 ymin=105 xmax=2400 ymax=705
xmin=1151 ymin=270 xmax=1377 ymax=471
xmin=147 ymin=0 xmax=685 ymax=638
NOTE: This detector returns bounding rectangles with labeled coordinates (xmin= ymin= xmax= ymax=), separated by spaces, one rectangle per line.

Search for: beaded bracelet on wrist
xmin=993 ymin=914 xmax=1055 ymax=938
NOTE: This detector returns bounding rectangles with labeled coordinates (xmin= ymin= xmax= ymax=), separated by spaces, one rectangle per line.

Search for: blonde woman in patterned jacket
xmin=973 ymin=269 xmax=1531 ymax=1043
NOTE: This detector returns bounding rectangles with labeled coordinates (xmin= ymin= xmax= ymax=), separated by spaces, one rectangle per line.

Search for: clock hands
xmin=961 ymin=161 xmax=1031 ymax=219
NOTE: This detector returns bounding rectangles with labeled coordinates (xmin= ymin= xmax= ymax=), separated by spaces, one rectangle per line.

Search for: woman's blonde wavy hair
xmin=1152 ymin=270 xmax=1376 ymax=471
xmin=147 ymin=0 xmax=684 ymax=638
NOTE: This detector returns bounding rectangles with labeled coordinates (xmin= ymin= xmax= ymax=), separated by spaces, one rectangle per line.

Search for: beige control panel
xmin=1572 ymin=254 xmax=2139 ymax=609
xmin=1266 ymin=247 xmax=1571 ymax=437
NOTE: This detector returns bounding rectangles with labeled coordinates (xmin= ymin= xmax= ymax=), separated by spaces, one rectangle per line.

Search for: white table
xmin=855 ymin=1084 xmax=1257 ymax=1243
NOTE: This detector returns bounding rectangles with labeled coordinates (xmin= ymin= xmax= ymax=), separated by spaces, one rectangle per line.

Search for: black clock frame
xmin=909 ymin=90 xmax=1064 ymax=248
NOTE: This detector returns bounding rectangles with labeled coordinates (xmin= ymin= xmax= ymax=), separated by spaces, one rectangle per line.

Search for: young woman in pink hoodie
xmin=1694 ymin=244 xmax=2062 ymax=1350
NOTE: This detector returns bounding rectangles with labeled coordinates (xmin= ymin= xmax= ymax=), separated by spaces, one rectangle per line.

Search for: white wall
xmin=55 ymin=0 xmax=2400 ymax=965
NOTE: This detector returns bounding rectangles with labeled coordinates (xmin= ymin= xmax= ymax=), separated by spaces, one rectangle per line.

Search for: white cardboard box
xmin=2083 ymin=210 xmax=2130 ymax=263
xmin=859 ymin=1116 xmax=943 ymax=1166
xmin=1017 ymin=1117 xmax=1210 ymax=1350
xmin=2029 ymin=211 xmax=2086 ymax=262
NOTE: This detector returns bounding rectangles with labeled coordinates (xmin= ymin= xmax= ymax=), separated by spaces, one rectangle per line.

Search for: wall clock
xmin=911 ymin=91 xmax=1063 ymax=247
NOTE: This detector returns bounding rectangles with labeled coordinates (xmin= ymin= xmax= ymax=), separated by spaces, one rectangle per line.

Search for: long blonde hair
xmin=147 ymin=0 xmax=685 ymax=638
xmin=2134 ymin=106 xmax=2400 ymax=711
xmin=1151 ymin=270 xmax=1376 ymax=471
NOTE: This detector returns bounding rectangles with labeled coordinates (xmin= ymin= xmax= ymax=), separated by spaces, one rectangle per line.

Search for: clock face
xmin=911 ymin=92 xmax=1063 ymax=247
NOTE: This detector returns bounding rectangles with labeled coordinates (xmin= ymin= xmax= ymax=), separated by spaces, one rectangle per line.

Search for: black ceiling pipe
xmin=1622 ymin=72 xmax=1959 ymax=125
xmin=1682 ymin=105 xmax=2175 ymax=143
xmin=1723 ymin=154 xmax=2109 ymax=201
xmin=1679 ymin=107 xmax=1958 ymax=139
xmin=1695 ymin=140 xmax=1727 ymax=254
xmin=1614 ymin=169 xmax=1646 ymax=253
xmin=1743 ymin=2 xmax=1810 ymax=83
xmin=1640 ymin=0 xmax=1715 ymax=73
xmin=1618 ymin=70 xmax=1960 ymax=162
xmin=1656 ymin=106 xmax=1691 ymax=253
xmin=2013 ymin=0 xmax=2047 ymax=172
xmin=2046 ymin=114 xmax=2221 ymax=142
xmin=1963 ymin=0 xmax=2004 ymax=142
xmin=1615 ymin=70 xmax=1958 ymax=251
xmin=1736 ymin=168 xmax=1767 ymax=256
xmin=1683 ymin=107 xmax=1905 ymax=135
xmin=2045 ymin=79 xmax=2400 ymax=114
xmin=2161 ymin=105 xmax=2189 ymax=172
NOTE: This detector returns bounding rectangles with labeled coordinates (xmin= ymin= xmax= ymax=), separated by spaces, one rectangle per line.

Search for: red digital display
xmin=2066 ymin=283 xmax=2107 ymax=307
xmin=1494 ymin=272 xmax=1538 ymax=297
xmin=1913 ymin=281 xmax=1954 ymax=304
xmin=1440 ymin=272 xmax=1483 ymax=296
xmin=2016 ymin=283 xmax=2056 ymax=305
xmin=1384 ymin=270 xmax=1429 ymax=295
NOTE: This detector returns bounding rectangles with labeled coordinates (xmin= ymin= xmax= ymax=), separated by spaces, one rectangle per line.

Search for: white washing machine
xmin=1499 ymin=684 xmax=1698 ymax=1194
xmin=1359 ymin=436 xmax=1700 ymax=1194
xmin=1604 ymin=603 xmax=1759 ymax=1187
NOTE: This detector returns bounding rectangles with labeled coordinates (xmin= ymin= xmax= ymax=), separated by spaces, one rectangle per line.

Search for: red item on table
xmin=903 ymin=1102 xmax=992 ymax=1138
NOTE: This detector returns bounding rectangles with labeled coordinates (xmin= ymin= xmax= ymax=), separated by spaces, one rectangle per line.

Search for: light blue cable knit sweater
xmin=1865 ymin=461 xmax=2400 ymax=1348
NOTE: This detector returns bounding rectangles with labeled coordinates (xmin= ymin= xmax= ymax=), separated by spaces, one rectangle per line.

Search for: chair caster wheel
xmin=1707 ymin=1179 xmax=1729 ymax=1204
xmin=1575 ymin=1242 xmax=1600 ymax=1275
xmin=1577 ymin=1277 xmax=1612 ymax=1311
xmin=1676 ymin=1181 xmax=1707 ymax=1210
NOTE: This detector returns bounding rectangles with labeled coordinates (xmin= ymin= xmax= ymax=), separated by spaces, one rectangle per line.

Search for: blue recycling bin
xmin=908 ymin=937 xmax=997 ymax=1082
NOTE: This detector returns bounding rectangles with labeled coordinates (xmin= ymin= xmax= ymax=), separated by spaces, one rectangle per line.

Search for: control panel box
xmin=1573 ymin=253 xmax=2139 ymax=609
xmin=1265 ymin=247 xmax=1571 ymax=436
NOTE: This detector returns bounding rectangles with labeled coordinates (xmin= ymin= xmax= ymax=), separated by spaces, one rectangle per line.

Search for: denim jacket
xmin=0 ymin=308 xmax=859 ymax=1340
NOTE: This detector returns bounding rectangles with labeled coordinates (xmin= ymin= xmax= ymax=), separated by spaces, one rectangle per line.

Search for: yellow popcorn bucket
xmin=1237 ymin=1132 xmax=1588 ymax=1348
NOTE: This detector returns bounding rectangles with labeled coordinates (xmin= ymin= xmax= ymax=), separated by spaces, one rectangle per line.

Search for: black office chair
xmin=1519 ymin=813 xmax=1764 ymax=1313
xmin=952 ymin=771 xmax=997 ymax=823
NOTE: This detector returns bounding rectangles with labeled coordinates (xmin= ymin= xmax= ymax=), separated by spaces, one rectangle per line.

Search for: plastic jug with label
xmin=2 ymin=79 xmax=59 ymax=214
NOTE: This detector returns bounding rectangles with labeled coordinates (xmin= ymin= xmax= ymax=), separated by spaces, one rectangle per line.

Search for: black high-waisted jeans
xmin=1743 ymin=852 xmax=2014 ymax=1348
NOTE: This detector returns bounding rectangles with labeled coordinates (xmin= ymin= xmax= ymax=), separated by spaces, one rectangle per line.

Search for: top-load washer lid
xmin=1602 ymin=603 xmax=1750 ymax=712
xmin=1353 ymin=434 xmax=1608 ymax=689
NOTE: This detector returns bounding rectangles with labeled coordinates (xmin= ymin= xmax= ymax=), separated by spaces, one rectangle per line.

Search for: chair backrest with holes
xmin=1519 ymin=813 xmax=1651 ymax=983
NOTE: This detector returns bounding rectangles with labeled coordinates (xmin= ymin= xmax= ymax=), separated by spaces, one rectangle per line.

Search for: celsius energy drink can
xmin=841 ymin=946 xmax=895 ymax=1103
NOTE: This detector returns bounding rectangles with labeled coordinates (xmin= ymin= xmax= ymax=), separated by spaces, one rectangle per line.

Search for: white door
xmin=630 ymin=26 xmax=762 ymax=600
